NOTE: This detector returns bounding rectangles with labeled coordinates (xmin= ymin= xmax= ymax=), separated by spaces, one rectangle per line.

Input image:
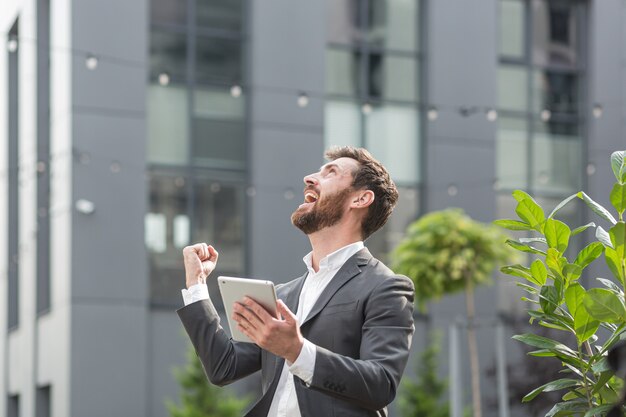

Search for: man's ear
xmin=350 ymin=190 xmax=375 ymax=209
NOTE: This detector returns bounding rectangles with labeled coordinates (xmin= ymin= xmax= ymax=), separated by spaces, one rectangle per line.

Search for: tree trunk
xmin=465 ymin=276 xmax=482 ymax=417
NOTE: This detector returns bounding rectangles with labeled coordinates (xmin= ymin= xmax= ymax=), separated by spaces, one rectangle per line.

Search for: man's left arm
xmin=306 ymin=275 xmax=415 ymax=411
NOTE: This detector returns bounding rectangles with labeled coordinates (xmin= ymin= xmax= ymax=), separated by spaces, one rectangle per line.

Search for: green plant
xmin=399 ymin=332 xmax=449 ymax=417
xmin=392 ymin=209 xmax=517 ymax=417
xmin=495 ymin=150 xmax=626 ymax=416
xmin=167 ymin=347 xmax=251 ymax=417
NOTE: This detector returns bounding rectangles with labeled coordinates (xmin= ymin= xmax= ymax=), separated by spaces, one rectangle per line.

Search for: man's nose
xmin=303 ymin=173 xmax=318 ymax=186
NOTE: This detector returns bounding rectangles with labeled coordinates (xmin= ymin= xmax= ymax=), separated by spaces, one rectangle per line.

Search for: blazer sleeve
xmin=308 ymin=274 xmax=415 ymax=410
xmin=177 ymin=299 xmax=262 ymax=386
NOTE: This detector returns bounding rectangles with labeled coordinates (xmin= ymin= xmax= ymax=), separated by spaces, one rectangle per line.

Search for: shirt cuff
xmin=288 ymin=338 xmax=316 ymax=385
xmin=181 ymin=283 xmax=210 ymax=306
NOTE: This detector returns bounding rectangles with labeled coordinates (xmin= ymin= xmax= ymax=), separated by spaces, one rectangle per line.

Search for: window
xmin=36 ymin=386 xmax=51 ymax=417
xmin=325 ymin=0 xmax=422 ymax=256
xmin=496 ymin=0 xmax=585 ymax=196
xmin=8 ymin=18 xmax=19 ymax=330
xmin=37 ymin=0 xmax=51 ymax=315
xmin=147 ymin=0 xmax=248 ymax=306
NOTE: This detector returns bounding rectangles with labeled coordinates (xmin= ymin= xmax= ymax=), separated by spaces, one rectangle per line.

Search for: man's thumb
xmin=277 ymin=300 xmax=295 ymax=323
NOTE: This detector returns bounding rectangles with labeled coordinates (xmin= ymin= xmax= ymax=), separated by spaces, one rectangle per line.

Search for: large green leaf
xmin=563 ymin=263 xmax=582 ymax=282
xmin=546 ymin=248 xmax=566 ymax=278
xmin=544 ymin=218 xmax=571 ymax=253
xmin=520 ymin=237 xmax=547 ymax=244
xmin=522 ymin=378 xmax=580 ymax=402
xmin=611 ymin=150 xmax=626 ymax=183
xmin=540 ymin=286 xmax=559 ymax=314
xmin=516 ymin=199 xmax=546 ymax=232
xmin=610 ymin=183 xmax=626 ymax=215
xmin=605 ymin=247 xmax=625 ymax=286
xmin=597 ymin=277 xmax=623 ymax=294
xmin=545 ymin=399 xmax=589 ymax=417
xmin=571 ymin=222 xmax=596 ymax=236
xmin=512 ymin=189 xmax=536 ymax=203
xmin=578 ymin=191 xmax=618 ymax=225
xmin=582 ymin=288 xmax=626 ymax=323
xmin=501 ymin=264 xmax=541 ymax=285
xmin=573 ymin=242 xmax=605 ymax=269
xmin=583 ymin=404 xmax=615 ymax=417
xmin=565 ymin=284 xmax=599 ymax=344
xmin=597 ymin=226 xmax=614 ymax=248
xmin=493 ymin=219 xmax=534 ymax=231
xmin=505 ymin=239 xmax=546 ymax=256
xmin=530 ymin=260 xmax=548 ymax=286
xmin=609 ymin=222 xmax=626 ymax=260
xmin=512 ymin=333 xmax=577 ymax=356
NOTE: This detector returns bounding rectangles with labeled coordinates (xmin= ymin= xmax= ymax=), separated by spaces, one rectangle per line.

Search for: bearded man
xmin=177 ymin=146 xmax=415 ymax=417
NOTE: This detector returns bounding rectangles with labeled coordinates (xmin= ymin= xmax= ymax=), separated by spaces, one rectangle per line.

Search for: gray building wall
xmin=1 ymin=1 xmax=626 ymax=417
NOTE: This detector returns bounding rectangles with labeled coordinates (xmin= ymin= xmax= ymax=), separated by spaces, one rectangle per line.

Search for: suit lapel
xmin=301 ymin=248 xmax=372 ymax=326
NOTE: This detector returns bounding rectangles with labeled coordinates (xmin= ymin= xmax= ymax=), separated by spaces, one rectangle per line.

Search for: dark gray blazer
xmin=177 ymin=248 xmax=415 ymax=417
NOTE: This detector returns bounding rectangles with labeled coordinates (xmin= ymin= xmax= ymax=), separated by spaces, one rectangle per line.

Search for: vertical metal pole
xmin=450 ymin=322 xmax=463 ymax=417
xmin=496 ymin=322 xmax=510 ymax=417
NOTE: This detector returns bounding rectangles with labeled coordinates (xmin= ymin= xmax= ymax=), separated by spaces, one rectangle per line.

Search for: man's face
xmin=291 ymin=157 xmax=359 ymax=235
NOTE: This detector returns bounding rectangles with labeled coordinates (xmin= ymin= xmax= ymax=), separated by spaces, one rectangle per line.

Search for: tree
xmin=495 ymin=150 xmax=626 ymax=416
xmin=399 ymin=332 xmax=450 ymax=417
xmin=392 ymin=208 xmax=516 ymax=417
xmin=167 ymin=347 xmax=251 ymax=417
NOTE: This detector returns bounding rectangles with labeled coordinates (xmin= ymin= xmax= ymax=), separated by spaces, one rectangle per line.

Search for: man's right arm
xmin=178 ymin=243 xmax=262 ymax=386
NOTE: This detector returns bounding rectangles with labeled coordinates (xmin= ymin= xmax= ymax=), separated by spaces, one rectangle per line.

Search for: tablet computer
xmin=218 ymin=276 xmax=278 ymax=343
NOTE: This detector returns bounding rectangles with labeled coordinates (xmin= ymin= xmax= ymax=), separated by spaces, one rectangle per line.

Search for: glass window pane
xmin=192 ymin=87 xmax=246 ymax=169
xmin=531 ymin=121 xmax=582 ymax=194
xmin=327 ymin=0 xmax=362 ymax=44
xmin=196 ymin=37 xmax=242 ymax=84
xmin=500 ymin=0 xmax=525 ymax=58
xmin=151 ymin=0 xmax=187 ymax=25
xmin=148 ymin=175 xmax=188 ymax=303
xmin=147 ymin=84 xmax=189 ymax=165
xmin=150 ymin=30 xmax=187 ymax=82
xmin=325 ymin=100 xmax=362 ymax=149
xmin=532 ymin=0 xmax=578 ymax=67
xmin=496 ymin=117 xmax=528 ymax=190
xmin=498 ymin=65 xmax=528 ymax=111
xmin=369 ymin=53 xmax=418 ymax=101
xmin=368 ymin=0 xmax=418 ymax=52
xmin=365 ymin=104 xmax=419 ymax=184
xmin=326 ymin=48 xmax=360 ymax=96
xmin=532 ymin=70 xmax=578 ymax=115
xmin=197 ymin=0 xmax=243 ymax=32
xmin=192 ymin=181 xmax=245 ymax=277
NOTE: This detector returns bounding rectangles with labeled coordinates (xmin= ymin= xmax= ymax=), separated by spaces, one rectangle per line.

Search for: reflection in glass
xmin=368 ymin=54 xmax=418 ymax=101
xmin=365 ymin=105 xmax=419 ymax=184
xmin=496 ymin=117 xmax=528 ymax=190
xmin=326 ymin=48 xmax=360 ymax=96
xmin=192 ymin=119 xmax=246 ymax=169
xmin=532 ymin=0 xmax=578 ymax=67
xmin=150 ymin=30 xmax=187 ymax=81
xmin=197 ymin=0 xmax=243 ymax=32
xmin=173 ymin=215 xmax=190 ymax=248
xmin=497 ymin=65 xmax=528 ymax=111
xmin=368 ymin=0 xmax=418 ymax=52
xmin=531 ymin=121 xmax=581 ymax=194
xmin=151 ymin=0 xmax=187 ymax=25
xmin=325 ymin=100 xmax=362 ymax=149
xmin=499 ymin=0 xmax=524 ymax=58
xmin=148 ymin=175 xmax=188 ymax=303
xmin=196 ymin=36 xmax=242 ymax=84
xmin=147 ymin=84 xmax=189 ymax=165
xmin=193 ymin=182 xmax=244 ymax=276
xmin=327 ymin=0 xmax=362 ymax=44
xmin=533 ymin=70 xmax=578 ymax=115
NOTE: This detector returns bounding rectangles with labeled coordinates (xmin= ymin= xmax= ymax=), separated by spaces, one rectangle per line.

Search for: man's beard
xmin=291 ymin=188 xmax=353 ymax=235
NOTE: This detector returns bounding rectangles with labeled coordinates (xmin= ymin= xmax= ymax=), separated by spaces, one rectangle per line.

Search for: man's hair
xmin=325 ymin=146 xmax=399 ymax=240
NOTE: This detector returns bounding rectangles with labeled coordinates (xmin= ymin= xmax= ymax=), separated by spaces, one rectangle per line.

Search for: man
xmin=178 ymin=146 xmax=415 ymax=417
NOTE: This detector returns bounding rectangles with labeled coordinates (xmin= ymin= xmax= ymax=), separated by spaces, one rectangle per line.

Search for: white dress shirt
xmin=181 ymin=241 xmax=364 ymax=417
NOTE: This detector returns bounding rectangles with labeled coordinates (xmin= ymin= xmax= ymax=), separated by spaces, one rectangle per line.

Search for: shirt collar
xmin=302 ymin=241 xmax=365 ymax=274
